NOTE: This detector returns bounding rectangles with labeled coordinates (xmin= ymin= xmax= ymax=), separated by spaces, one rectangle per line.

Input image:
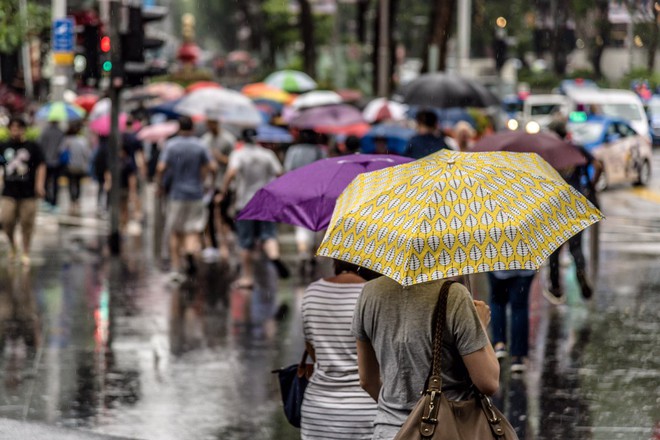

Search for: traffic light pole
xmin=108 ymin=0 xmax=122 ymax=255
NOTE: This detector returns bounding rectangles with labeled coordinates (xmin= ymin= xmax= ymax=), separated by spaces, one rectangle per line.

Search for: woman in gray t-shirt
xmin=352 ymin=277 xmax=499 ymax=440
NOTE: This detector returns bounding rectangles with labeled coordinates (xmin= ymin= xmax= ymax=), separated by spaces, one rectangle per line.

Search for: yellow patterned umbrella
xmin=317 ymin=150 xmax=604 ymax=286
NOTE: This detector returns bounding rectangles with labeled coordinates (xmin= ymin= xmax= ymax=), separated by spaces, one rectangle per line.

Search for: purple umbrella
xmin=237 ymin=154 xmax=413 ymax=231
xmin=288 ymin=104 xmax=365 ymax=129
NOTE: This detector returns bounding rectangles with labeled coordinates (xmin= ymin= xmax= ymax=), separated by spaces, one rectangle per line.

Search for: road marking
xmin=630 ymin=187 xmax=660 ymax=204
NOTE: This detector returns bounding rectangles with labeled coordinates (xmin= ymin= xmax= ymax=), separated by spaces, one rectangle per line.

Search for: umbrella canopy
xmin=363 ymin=98 xmax=408 ymax=123
xmin=129 ymin=82 xmax=185 ymax=104
xmin=74 ymin=94 xmax=99 ymax=113
xmin=255 ymin=124 xmax=294 ymax=144
xmin=35 ymin=102 xmax=86 ymax=122
xmin=137 ymin=120 xmax=180 ymax=143
xmin=89 ymin=97 xmax=111 ymax=121
xmin=317 ymin=150 xmax=603 ymax=286
xmin=361 ymin=124 xmax=416 ymax=155
xmin=289 ymin=104 xmax=365 ymax=129
xmin=315 ymin=122 xmax=371 ymax=137
xmin=238 ymin=154 xmax=413 ymax=231
xmin=89 ymin=113 xmax=129 ymax=136
xmin=185 ymin=81 xmax=222 ymax=94
xmin=148 ymin=98 xmax=183 ymax=119
xmin=174 ymin=88 xmax=262 ymax=127
xmin=402 ymin=73 xmax=500 ymax=109
xmin=242 ymin=83 xmax=293 ymax=103
xmin=471 ymin=131 xmax=588 ymax=170
xmin=291 ymin=90 xmax=343 ymax=110
xmin=264 ymin=70 xmax=317 ymax=93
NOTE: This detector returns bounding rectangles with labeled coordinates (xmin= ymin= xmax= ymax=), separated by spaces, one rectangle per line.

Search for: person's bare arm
xmin=135 ymin=151 xmax=147 ymax=179
xmin=462 ymin=300 xmax=499 ymax=396
xmin=35 ymin=164 xmax=46 ymax=198
xmin=356 ymin=339 xmax=382 ymax=402
xmin=221 ymin=166 xmax=237 ymax=196
xmin=305 ymin=341 xmax=316 ymax=363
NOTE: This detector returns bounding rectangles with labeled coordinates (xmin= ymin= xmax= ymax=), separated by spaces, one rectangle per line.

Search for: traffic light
xmin=80 ymin=23 xmax=101 ymax=83
xmin=100 ymin=35 xmax=112 ymax=72
xmin=121 ymin=5 xmax=168 ymax=87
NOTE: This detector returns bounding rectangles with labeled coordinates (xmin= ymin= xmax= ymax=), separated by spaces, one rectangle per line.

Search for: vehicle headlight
xmin=506 ymin=119 xmax=519 ymax=130
xmin=525 ymin=121 xmax=541 ymax=134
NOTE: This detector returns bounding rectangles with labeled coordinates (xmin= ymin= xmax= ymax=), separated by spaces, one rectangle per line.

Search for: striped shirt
xmin=301 ymin=279 xmax=377 ymax=440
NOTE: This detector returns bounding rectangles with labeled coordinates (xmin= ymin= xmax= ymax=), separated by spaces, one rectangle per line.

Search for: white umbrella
xmin=291 ymin=90 xmax=342 ymax=110
xmin=89 ymin=97 xmax=111 ymax=121
xmin=362 ymin=98 xmax=408 ymax=123
xmin=174 ymin=88 xmax=262 ymax=127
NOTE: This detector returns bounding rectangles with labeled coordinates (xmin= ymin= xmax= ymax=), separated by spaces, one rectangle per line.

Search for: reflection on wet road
xmin=0 ymin=165 xmax=659 ymax=439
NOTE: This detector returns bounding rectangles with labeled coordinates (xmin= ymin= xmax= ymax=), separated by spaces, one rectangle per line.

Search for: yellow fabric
xmin=318 ymin=150 xmax=604 ymax=286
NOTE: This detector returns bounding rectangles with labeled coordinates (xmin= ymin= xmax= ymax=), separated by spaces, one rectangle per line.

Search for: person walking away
xmin=283 ymin=129 xmax=325 ymax=279
xmin=353 ymin=277 xmax=499 ymax=439
xmin=104 ymin=143 xmax=138 ymax=233
xmin=38 ymin=119 xmax=65 ymax=210
xmin=156 ymin=116 xmax=216 ymax=280
xmin=93 ymin=135 xmax=110 ymax=213
xmin=546 ymin=117 xmax=603 ymax=303
xmin=487 ymin=270 xmax=536 ymax=374
xmin=222 ymin=128 xmax=288 ymax=288
xmin=300 ymin=260 xmax=379 ymax=439
xmin=62 ymin=121 xmax=91 ymax=215
xmin=0 ymin=117 xmax=46 ymax=265
xmin=201 ymin=111 xmax=235 ymax=259
xmin=405 ymin=109 xmax=450 ymax=159
xmin=122 ymin=117 xmax=147 ymax=223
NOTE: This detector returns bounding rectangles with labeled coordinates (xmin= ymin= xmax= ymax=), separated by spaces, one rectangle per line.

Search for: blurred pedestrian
xmin=0 ymin=117 xmax=46 ymax=265
xmin=156 ymin=116 xmax=216 ymax=281
xmin=222 ymin=128 xmax=288 ymax=288
xmin=546 ymin=116 xmax=603 ymax=302
xmin=122 ymin=117 xmax=147 ymax=222
xmin=283 ymin=129 xmax=325 ymax=278
xmin=343 ymin=135 xmax=362 ymax=155
xmin=300 ymin=260 xmax=378 ymax=439
xmin=201 ymin=110 xmax=236 ymax=259
xmin=353 ymin=278 xmax=499 ymax=439
xmin=38 ymin=119 xmax=65 ymax=210
xmin=405 ymin=109 xmax=449 ymax=159
xmin=94 ymin=135 xmax=110 ymax=213
xmin=452 ymin=121 xmax=476 ymax=152
xmin=487 ymin=270 xmax=536 ymax=374
xmin=105 ymin=142 xmax=138 ymax=233
xmin=61 ymin=121 xmax=91 ymax=215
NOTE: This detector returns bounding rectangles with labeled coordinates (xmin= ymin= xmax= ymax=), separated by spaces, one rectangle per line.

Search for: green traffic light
xmin=102 ymin=61 xmax=112 ymax=72
xmin=569 ymin=111 xmax=588 ymax=123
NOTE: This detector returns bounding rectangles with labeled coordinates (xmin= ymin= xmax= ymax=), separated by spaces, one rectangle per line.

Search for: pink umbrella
xmin=89 ymin=113 xmax=129 ymax=136
xmin=137 ymin=121 xmax=180 ymax=143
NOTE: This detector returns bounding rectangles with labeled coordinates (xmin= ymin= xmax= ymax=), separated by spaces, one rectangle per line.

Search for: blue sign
xmin=52 ymin=18 xmax=74 ymax=52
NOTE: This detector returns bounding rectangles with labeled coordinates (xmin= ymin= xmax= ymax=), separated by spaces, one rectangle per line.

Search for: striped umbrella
xmin=264 ymin=70 xmax=317 ymax=93
xmin=35 ymin=102 xmax=86 ymax=122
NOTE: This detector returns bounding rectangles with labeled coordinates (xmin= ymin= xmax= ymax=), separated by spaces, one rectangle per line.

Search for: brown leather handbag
xmin=394 ymin=281 xmax=519 ymax=440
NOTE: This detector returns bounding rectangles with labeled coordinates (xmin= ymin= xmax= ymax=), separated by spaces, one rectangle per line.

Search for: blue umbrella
xmin=147 ymin=98 xmax=182 ymax=119
xmin=361 ymin=124 xmax=416 ymax=155
xmin=35 ymin=102 xmax=85 ymax=122
xmin=256 ymin=124 xmax=293 ymax=144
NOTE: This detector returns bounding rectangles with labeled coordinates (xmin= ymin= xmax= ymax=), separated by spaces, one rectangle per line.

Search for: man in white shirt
xmin=222 ymin=128 xmax=288 ymax=288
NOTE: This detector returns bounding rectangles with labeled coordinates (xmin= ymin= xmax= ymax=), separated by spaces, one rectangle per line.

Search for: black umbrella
xmin=401 ymin=73 xmax=500 ymax=108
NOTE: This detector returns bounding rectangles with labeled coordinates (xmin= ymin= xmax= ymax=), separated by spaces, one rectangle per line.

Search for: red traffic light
xmin=100 ymin=36 xmax=111 ymax=52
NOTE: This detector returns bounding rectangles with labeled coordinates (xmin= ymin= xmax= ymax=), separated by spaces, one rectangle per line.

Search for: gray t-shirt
xmin=159 ymin=135 xmax=211 ymax=201
xmin=202 ymin=130 xmax=235 ymax=187
xmin=38 ymin=125 xmax=65 ymax=167
xmin=228 ymin=144 xmax=282 ymax=211
xmin=63 ymin=135 xmax=91 ymax=173
xmin=352 ymin=277 xmax=488 ymax=433
xmin=283 ymin=143 xmax=324 ymax=172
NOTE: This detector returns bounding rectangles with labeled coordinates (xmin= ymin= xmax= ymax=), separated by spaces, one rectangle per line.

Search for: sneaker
xmin=510 ymin=357 xmax=527 ymax=374
xmin=167 ymin=271 xmax=185 ymax=285
xmin=577 ymin=272 xmax=593 ymax=300
xmin=494 ymin=343 xmax=508 ymax=359
xmin=543 ymin=286 xmax=565 ymax=305
xmin=201 ymin=247 xmax=220 ymax=263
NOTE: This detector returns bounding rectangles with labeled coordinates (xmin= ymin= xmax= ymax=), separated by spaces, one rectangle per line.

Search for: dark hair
xmin=178 ymin=116 xmax=194 ymax=132
xmin=298 ymin=129 xmax=317 ymax=144
xmin=333 ymin=259 xmax=381 ymax=281
xmin=8 ymin=116 xmax=27 ymax=129
xmin=345 ymin=135 xmax=361 ymax=153
xmin=67 ymin=121 xmax=82 ymax=135
xmin=241 ymin=128 xmax=257 ymax=142
xmin=415 ymin=109 xmax=438 ymax=128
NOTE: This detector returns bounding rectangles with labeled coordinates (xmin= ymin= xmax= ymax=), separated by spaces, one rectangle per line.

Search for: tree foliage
xmin=0 ymin=0 xmax=50 ymax=53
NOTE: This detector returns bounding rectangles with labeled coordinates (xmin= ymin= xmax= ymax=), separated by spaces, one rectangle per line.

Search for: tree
xmin=0 ymin=0 xmax=49 ymax=53
xmin=297 ymin=0 xmax=316 ymax=77
xmin=648 ymin=3 xmax=659 ymax=71
xmin=422 ymin=0 xmax=457 ymax=72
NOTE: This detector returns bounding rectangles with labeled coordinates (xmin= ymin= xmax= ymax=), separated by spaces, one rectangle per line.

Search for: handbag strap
xmin=427 ymin=280 xmax=456 ymax=391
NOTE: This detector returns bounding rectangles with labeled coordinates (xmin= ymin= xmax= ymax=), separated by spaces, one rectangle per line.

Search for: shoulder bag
xmin=394 ymin=281 xmax=519 ymax=440
xmin=272 ymin=350 xmax=314 ymax=428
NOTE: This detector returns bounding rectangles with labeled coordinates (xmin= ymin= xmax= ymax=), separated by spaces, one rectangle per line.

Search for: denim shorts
xmin=235 ymin=219 xmax=277 ymax=249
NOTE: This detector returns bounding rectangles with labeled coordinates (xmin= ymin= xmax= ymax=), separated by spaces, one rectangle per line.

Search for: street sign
xmin=52 ymin=18 xmax=74 ymax=52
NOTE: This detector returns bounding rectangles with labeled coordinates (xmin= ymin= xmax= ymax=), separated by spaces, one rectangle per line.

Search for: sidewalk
xmin=0 ymin=418 xmax=135 ymax=440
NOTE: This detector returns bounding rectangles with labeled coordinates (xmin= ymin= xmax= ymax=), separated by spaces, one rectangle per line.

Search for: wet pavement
xmin=0 ymin=152 xmax=659 ymax=440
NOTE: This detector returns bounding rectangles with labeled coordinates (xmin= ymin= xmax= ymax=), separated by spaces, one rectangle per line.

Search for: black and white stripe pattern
xmin=301 ymin=280 xmax=377 ymax=439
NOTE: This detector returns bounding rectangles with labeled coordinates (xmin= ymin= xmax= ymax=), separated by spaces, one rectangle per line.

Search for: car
xmin=522 ymin=94 xmax=571 ymax=133
xmin=567 ymin=116 xmax=652 ymax=190
xmin=646 ymin=95 xmax=660 ymax=145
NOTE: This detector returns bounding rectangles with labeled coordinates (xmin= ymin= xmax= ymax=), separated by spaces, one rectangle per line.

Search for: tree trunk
xmin=551 ymin=0 xmax=570 ymax=75
xmin=371 ymin=0 xmax=399 ymax=95
xmin=236 ymin=0 xmax=262 ymax=51
xmin=590 ymin=0 xmax=610 ymax=78
xmin=356 ymin=0 xmax=370 ymax=44
xmin=422 ymin=0 xmax=457 ymax=73
xmin=648 ymin=7 xmax=659 ymax=71
xmin=298 ymin=0 xmax=316 ymax=77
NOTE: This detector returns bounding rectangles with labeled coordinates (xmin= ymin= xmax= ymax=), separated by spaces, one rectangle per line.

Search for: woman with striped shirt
xmin=301 ymin=260 xmax=379 ymax=439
